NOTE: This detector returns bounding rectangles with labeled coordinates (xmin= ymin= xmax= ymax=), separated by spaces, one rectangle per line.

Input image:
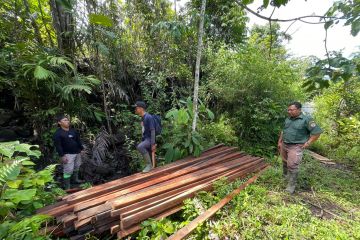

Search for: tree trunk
xmin=37 ymin=0 xmax=54 ymax=47
xmin=49 ymin=0 xmax=75 ymax=56
xmin=22 ymin=0 xmax=43 ymax=45
xmin=192 ymin=0 xmax=206 ymax=132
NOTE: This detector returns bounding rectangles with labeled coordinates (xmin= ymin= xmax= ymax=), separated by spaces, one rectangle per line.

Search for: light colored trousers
xmin=63 ymin=153 xmax=82 ymax=175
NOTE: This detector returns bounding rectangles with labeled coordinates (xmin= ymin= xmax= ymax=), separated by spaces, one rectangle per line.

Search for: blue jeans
xmin=137 ymin=138 xmax=151 ymax=155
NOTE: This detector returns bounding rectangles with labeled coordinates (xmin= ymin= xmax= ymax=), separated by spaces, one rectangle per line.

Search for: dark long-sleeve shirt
xmin=53 ymin=128 xmax=83 ymax=157
xmin=142 ymin=113 xmax=155 ymax=144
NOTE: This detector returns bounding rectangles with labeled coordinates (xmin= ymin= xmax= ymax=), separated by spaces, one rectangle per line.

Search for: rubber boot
xmin=71 ymin=170 xmax=85 ymax=184
xmin=285 ymin=170 xmax=298 ymax=194
xmin=142 ymin=153 xmax=152 ymax=173
xmin=63 ymin=177 xmax=71 ymax=190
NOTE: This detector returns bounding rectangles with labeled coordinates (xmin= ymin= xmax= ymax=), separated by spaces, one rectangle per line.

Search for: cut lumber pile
xmin=37 ymin=144 xmax=268 ymax=239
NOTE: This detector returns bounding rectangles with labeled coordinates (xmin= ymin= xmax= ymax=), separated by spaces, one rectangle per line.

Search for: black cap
xmin=134 ymin=101 xmax=147 ymax=109
xmin=56 ymin=114 xmax=67 ymax=122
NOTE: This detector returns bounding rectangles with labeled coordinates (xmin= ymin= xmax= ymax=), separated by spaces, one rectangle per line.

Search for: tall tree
xmin=49 ymin=0 xmax=75 ymax=56
xmin=192 ymin=0 xmax=206 ymax=132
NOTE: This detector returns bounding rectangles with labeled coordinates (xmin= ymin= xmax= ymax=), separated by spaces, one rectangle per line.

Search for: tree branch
xmin=268 ymin=6 xmax=276 ymax=59
xmin=236 ymin=1 xmax=343 ymax=24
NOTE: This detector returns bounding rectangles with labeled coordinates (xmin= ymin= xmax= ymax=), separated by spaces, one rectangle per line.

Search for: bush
xmin=200 ymin=115 xmax=238 ymax=147
xmin=0 ymin=141 xmax=61 ymax=239
xmin=313 ymin=79 xmax=360 ymax=169
xmin=205 ymin=45 xmax=304 ymax=156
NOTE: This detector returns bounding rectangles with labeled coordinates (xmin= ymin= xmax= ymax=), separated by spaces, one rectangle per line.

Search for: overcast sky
xmin=177 ymin=0 xmax=360 ymax=58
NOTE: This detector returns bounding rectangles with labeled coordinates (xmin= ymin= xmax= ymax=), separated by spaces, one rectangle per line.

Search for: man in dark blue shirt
xmin=53 ymin=115 xmax=84 ymax=189
xmin=134 ymin=101 xmax=156 ymax=172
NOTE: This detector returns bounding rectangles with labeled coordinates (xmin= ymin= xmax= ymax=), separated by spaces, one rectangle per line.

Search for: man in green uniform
xmin=277 ymin=102 xmax=322 ymax=194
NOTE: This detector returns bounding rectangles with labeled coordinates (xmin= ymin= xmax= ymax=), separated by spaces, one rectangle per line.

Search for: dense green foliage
xmin=0 ymin=0 xmax=359 ymax=238
xmin=0 ymin=141 xmax=62 ymax=239
xmin=204 ymin=24 xmax=304 ymax=155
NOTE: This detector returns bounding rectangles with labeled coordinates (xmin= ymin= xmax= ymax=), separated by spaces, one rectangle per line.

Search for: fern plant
xmin=0 ymin=141 xmax=60 ymax=239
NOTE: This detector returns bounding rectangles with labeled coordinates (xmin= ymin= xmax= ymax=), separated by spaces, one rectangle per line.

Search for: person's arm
xmin=302 ymin=134 xmax=320 ymax=149
xmin=75 ymin=130 xmax=84 ymax=151
xmin=151 ymin=129 xmax=156 ymax=151
xmin=277 ymin=131 xmax=283 ymax=150
xmin=303 ymin=118 xmax=323 ymax=149
xmin=147 ymin=115 xmax=156 ymax=151
xmin=53 ymin=131 xmax=68 ymax=163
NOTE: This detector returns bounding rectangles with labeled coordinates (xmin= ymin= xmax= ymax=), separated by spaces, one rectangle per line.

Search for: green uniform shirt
xmin=283 ymin=113 xmax=323 ymax=144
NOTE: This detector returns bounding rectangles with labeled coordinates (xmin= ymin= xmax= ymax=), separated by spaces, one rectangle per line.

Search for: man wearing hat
xmin=134 ymin=101 xmax=156 ymax=172
xmin=53 ymin=115 xmax=84 ymax=189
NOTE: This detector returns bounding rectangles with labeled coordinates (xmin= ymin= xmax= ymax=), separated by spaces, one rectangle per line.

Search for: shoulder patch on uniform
xmin=309 ymin=121 xmax=316 ymax=128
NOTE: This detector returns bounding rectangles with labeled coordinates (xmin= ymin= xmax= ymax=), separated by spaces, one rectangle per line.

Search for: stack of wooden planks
xmin=37 ymin=144 xmax=267 ymax=239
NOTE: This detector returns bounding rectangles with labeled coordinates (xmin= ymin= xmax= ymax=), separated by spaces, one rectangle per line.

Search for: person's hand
xmin=302 ymin=141 xmax=310 ymax=149
xmin=277 ymin=142 xmax=282 ymax=151
xmin=151 ymin=144 xmax=157 ymax=152
xmin=61 ymin=156 xmax=68 ymax=164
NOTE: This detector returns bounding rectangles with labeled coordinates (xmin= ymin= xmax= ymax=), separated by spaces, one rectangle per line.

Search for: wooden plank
xmin=110 ymin=225 xmax=121 ymax=235
xmin=114 ymin=172 xmax=222 ymax=218
xmin=120 ymin=160 xmax=264 ymax=229
xmin=94 ymin=155 xmax=247 ymax=224
xmin=37 ymin=200 xmax=67 ymax=214
xmin=64 ymin=145 xmax=228 ymax=203
xmin=56 ymin=213 xmax=74 ymax=224
xmin=73 ymin=149 xmax=242 ymax=212
xmin=74 ymin=217 xmax=92 ymax=230
xmin=39 ymin=204 xmax=73 ymax=218
xmin=113 ymin=156 xmax=262 ymax=210
xmin=77 ymin=202 xmax=111 ymax=221
xmin=118 ymin=160 xmax=259 ymax=221
xmin=167 ymin=166 xmax=269 ymax=240
xmin=39 ymin=145 xmax=227 ymax=216
xmin=117 ymin=205 xmax=183 ymax=238
xmin=308 ymin=150 xmax=336 ymax=164
xmin=76 ymin=155 xmax=247 ymax=230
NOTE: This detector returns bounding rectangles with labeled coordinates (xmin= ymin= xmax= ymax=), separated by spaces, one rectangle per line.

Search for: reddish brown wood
xmin=115 ymin=172 xmax=221 ymax=218
xmin=167 ymin=166 xmax=269 ymax=240
xmin=65 ymin=187 xmax=82 ymax=194
xmin=110 ymin=225 xmax=120 ymax=235
xmin=37 ymin=200 xmax=66 ymax=214
xmin=120 ymin=163 xmax=266 ymax=232
xmin=73 ymin=149 xmax=241 ymax=212
xmin=40 ymin=204 xmax=73 ymax=218
xmin=118 ymin=160 xmax=257 ymax=221
xmin=113 ymin=156 xmax=261 ymax=210
xmin=117 ymin=205 xmax=183 ymax=238
xmin=36 ymin=146 xmax=267 ymax=240
xmin=77 ymin=202 xmax=111 ymax=221
xmin=64 ymin=144 xmax=228 ymax=203
xmin=120 ymin=159 xmax=264 ymax=229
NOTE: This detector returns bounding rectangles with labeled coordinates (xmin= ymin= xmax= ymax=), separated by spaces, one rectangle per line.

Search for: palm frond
xmin=34 ymin=65 xmax=56 ymax=80
xmin=7 ymin=214 xmax=52 ymax=239
xmin=48 ymin=56 xmax=75 ymax=70
xmin=92 ymin=128 xmax=111 ymax=166
xmin=0 ymin=160 xmax=23 ymax=184
xmin=62 ymin=84 xmax=92 ymax=95
xmin=106 ymin=80 xmax=129 ymax=102
xmin=83 ymin=75 xmax=101 ymax=86
xmin=44 ymin=164 xmax=57 ymax=174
